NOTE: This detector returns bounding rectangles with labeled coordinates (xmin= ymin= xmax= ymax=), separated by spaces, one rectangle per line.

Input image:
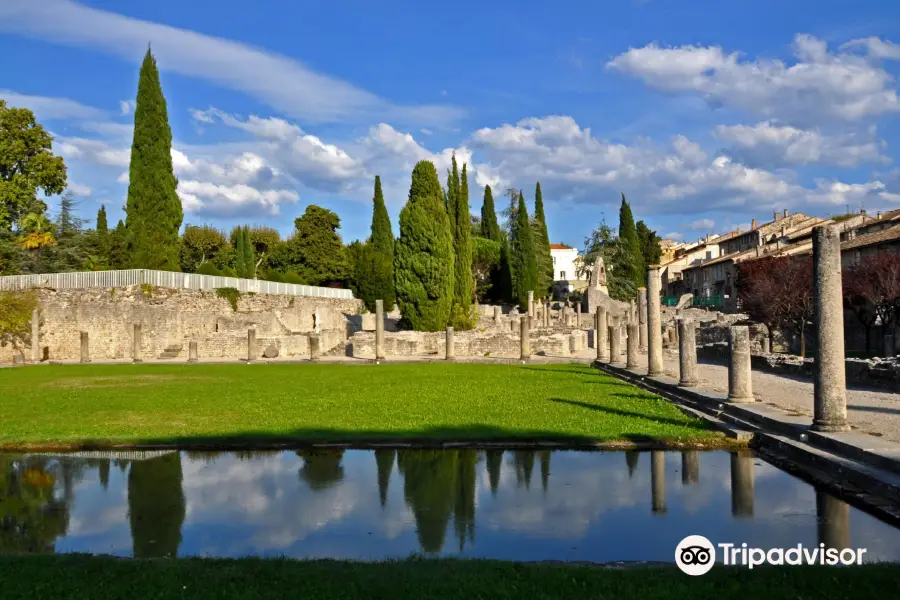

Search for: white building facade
xmin=550 ymin=244 xmax=588 ymax=295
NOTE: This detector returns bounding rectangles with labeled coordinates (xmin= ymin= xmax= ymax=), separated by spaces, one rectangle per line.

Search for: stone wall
xmin=5 ymin=285 xmax=362 ymax=363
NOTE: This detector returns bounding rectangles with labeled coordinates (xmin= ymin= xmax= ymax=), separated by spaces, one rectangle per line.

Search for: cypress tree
xmin=618 ymin=193 xmax=642 ymax=286
xmin=480 ymin=185 xmax=501 ymax=243
xmin=394 ymin=161 xmax=455 ymax=331
xmin=532 ymin=182 xmax=553 ymax=297
xmin=369 ymin=175 xmax=395 ymax=308
xmin=125 ymin=47 xmax=182 ymax=271
xmin=96 ymin=205 xmax=109 ymax=264
xmin=371 ymin=176 xmax=393 ymax=256
xmin=450 ymin=163 xmax=474 ymax=327
xmin=636 ymin=220 xmax=662 ymax=270
xmin=234 ymin=227 xmax=246 ymax=277
xmin=510 ymin=191 xmax=538 ymax=309
xmin=242 ymin=226 xmax=255 ymax=278
xmin=96 ymin=205 xmax=108 ymax=234
xmin=494 ymin=237 xmax=513 ymax=303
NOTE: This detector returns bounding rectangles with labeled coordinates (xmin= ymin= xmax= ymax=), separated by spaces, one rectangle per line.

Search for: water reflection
xmin=1 ymin=449 xmax=899 ymax=562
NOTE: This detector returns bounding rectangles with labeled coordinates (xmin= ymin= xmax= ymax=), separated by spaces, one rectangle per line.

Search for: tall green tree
xmin=636 ymin=220 xmax=662 ymax=268
xmin=96 ymin=206 xmax=108 ymax=235
xmin=450 ymin=162 xmax=474 ymax=327
xmin=233 ymin=226 xmax=247 ymax=277
xmin=285 ymin=206 xmax=351 ymax=285
xmin=394 ymin=161 xmax=454 ymax=331
xmin=181 ymin=225 xmax=228 ymax=273
xmin=107 ymin=220 xmax=129 ymax=269
xmin=124 ymin=48 xmax=182 ymax=271
xmin=0 ymin=99 xmax=67 ymax=233
xmin=480 ymin=185 xmax=501 ymax=243
xmin=348 ymin=240 xmax=393 ymax=312
xmin=531 ymin=182 xmax=553 ymax=297
xmin=370 ymin=175 xmax=393 ymax=256
xmin=494 ymin=238 xmax=513 ymax=303
xmin=510 ymin=191 xmax=538 ymax=308
xmin=580 ymin=218 xmax=636 ymax=301
xmin=368 ymin=175 xmax=395 ymax=308
xmin=617 ymin=194 xmax=642 ymax=287
xmin=241 ymin=226 xmax=255 ymax=278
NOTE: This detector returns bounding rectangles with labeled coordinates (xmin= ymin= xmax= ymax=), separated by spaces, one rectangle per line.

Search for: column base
xmin=726 ymin=395 xmax=756 ymax=403
xmin=80 ymin=359 xmax=91 ymax=364
xmin=132 ymin=359 xmax=143 ymax=364
xmin=627 ymin=362 xmax=639 ymax=369
xmin=188 ymin=359 xmax=198 ymax=364
xmin=647 ymin=369 xmax=664 ymax=377
xmin=679 ymin=379 xmax=698 ymax=388
xmin=811 ymin=420 xmax=851 ymax=433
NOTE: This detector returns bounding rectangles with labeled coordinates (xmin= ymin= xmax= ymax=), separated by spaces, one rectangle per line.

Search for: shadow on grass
xmin=548 ymin=398 xmax=701 ymax=430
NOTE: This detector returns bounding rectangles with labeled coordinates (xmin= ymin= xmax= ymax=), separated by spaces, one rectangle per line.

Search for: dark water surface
xmin=2 ymin=449 xmax=899 ymax=562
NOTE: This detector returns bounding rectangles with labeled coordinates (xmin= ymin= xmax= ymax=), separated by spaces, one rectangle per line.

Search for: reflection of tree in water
xmin=453 ymin=450 xmax=477 ymax=551
xmin=397 ymin=450 xmax=457 ymax=554
xmin=485 ymin=450 xmax=503 ymax=496
xmin=513 ymin=451 xmax=535 ymax=489
xmin=127 ymin=453 xmax=186 ymax=558
xmin=539 ymin=451 xmax=551 ymax=492
xmin=0 ymin=455 xmax=70 ymax=553
xmin=625 ymin=450 xmax=640 ymax=478
xmin=374 ymin=449 xmax=395 ymax=507
xmin=297 ymin=449 xmax=345 ymax=491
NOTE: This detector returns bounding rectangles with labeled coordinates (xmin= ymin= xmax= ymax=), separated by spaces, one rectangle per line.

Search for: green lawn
xmin=0 ymin=362 xmax=726 ymax=448
xmin=1 ymin=556 xmax=896 ymax=600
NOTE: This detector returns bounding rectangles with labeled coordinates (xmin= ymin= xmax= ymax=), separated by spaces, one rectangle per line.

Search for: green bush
xmin=264 ymin=269 xmax=283 ymax=283
xmin=215 ymin=287 xmax=241 ymax=311
xmin=282 ymin=271 xmax=306 ymax=285
xmin=194 ymin=262 xmax=223 ymax=276
xmin=0 ymin=290 xmax=38 ymax=359
xmin=220 ymin=266 xmax=238 ymax=278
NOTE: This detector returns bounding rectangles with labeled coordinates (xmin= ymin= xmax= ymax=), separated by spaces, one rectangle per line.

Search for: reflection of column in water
xmin=817 ymin=491 xmax=851 ymax=551
xmin=625 ymin=450 xmax=639 ymax=478
xmin=651 ymin=451 xmax=667 ymax=515
xmin=730 ymin=451 xmax=755 ymax=517
xmin=681 ymin=451 xmax=699 ymax=485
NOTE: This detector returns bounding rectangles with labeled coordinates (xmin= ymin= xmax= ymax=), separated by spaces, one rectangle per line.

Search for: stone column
xmin=510 ymin=318 xmax=517 ymax=333
xmin=309 ymin=334 xmax=321 ymax=361
xmin=626 ymin=323 xmax=639 ymax=369
xmin=375 ymin=299 xmax=385 ymax=361
xmin=596 ymin=307 xmax=608 ymax=361
xmin=247 ymin=329 xmax=256 ymax=362
xmin=678 ymin=319 xmax=698 ymax=387
xmin=816 ymin=491 xmax=850 ymax=551
xmin=576 ymin=302 xmax=581 ymax=327
xmin=31 ymin=308 xmax=40 ymax=363
xmin=651 ymin=451 xmax=667 ymax=515
xmin=638 ymin=287 xmax=648 ymax=352
xmin=445 ymin=327 xmax=455 ymax=360
xmin=494 ymin=305 xmax=502 ymax=325
xmin=727 ymin=326 xmax=754 ymax=403
xmin=812 ymin=225 xmax=850 ymax=432
xmin=132 ymin=323 xmax=143 ymax=364
xmin=609 ymin=325 xmax=622 ymax=365
xmin=885 ymin=333 xmax=896 ymax=358
xmin=520 ymin=317 xmax=530 ymax=361
xmin=188 ymin=340 xmax=198 ymax=363
xmin=80 ymin=332 xmax=90 ymax=363
xmin=681 ymin=451 xmax=699 ymax=485
xmin=761 ymin=337 xmax=771 ymax=354
xmin=527 ymin=291 xmax=534 ymax=318
xmin=730 ymin=451 xmax=755 ymax=517
xmin=647 ymin=267 xmax=664 ymax=376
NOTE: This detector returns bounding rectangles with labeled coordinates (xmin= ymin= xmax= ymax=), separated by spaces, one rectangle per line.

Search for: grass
xmin=1 ymin=555 xmax=897 ymax=600
xmin=0 ymin=362 xmax=725 ymax=449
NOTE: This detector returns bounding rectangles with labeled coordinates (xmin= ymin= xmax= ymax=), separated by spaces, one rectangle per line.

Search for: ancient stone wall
xmin=4 ymin=285 xmax=362 ymax=363
xmin=350 ymin=327 xmax=583 ymax=359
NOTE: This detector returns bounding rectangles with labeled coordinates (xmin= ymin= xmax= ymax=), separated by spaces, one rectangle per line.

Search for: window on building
xmin=553 ymin=256 xmax=557 ymax=264
xmin=560 ymin=271 xmax=566 ymax=280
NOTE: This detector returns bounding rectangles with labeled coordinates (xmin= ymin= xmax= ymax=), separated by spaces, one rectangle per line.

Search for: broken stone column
xmin=576 ymin=302 xmax=581 ymax=327
xmin=609 ymin=325 xmax=622 ymax=365
xmin=445 ymin=327 xmax=455 ymax=360
xmin=31 ymin=308 xmax=40 ymax=363
xmin=309 ymin=334 xmax=321 ymax=361
xmin=885 ymin=334 xmax=896 ymax=358
xmin=647 ymin=267 xmax=664 ymax=376
xmin=132 ymin=323 xmax=143 ymax=364
xmin=527 ymin=291 xmax=534 ymax=318
xmin=188 ymin=340 xmax=198 ymax=363
xmin=247 ymin=329 xmax=257 ymax=362
xmin=494 ymin=305 xmax=502 ymax=325
xmin=510 ymin=318 xmax=517 ymax=333
xmin=678 ymin=319 xmax=698 ymax=387
xmin=626 ymin=323 xmax=639 ymax=368
xmin=638 ymin=287 xmax=648 ymax=352
xmin=761 ymin=337 xmax=771 ymax=354
xmin=375 ymin=299 xmax=385 ymax=361
xmin=730 ymin=451 xmax=755 ymax=518
xmin=816 ymin=491 xmax=851 ymax=551
xmin=681 ymin=451 xmax=699 ymax=485
xmin=812 ymin=225 xmax=850 ymax=432
xmin=727 ymin=326 xmax=754 ymax=403
xmin=544 ymin=303 xmax=551 ymax=328
xmin=651 ymin=450 xmax=667 ymax=514
xmin=520 ymin=317 xmax=530 ymax=361
xmin=80 ymin=332 xmax=90 ymax=363
xmin=666 ymin=327 xmax=677 ymax=346
xmin=596 ymin=306 xmax=609 ymax=361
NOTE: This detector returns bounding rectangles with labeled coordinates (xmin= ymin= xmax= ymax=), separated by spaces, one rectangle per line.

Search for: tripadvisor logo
xmin=675 ymin=535 xmax=868 ymax=575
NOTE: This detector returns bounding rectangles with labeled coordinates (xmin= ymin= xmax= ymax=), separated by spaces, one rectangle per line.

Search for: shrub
xmin=0 ymin=290 xmax=39 ymax=360
xmin=139 ymin=283 xmax=154 ymax=297
xmin=194 ymin=262 xmax=223 ymax=276
xmin=220 ymin=266 xmax=238 ymax=278
xmin=215 ymin=287 xmax=241 ymax=311
xmin=282 ymin=271 xmax=306 ymax=285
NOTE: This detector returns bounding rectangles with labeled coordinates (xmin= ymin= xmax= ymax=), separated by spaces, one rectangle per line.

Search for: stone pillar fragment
xmin=494 ymin=305 xmax=502 ymax=325
xmin=31 ymin=308 xmax=40 ymax=363
xmin=730 ymin=451 xmax=755 ymax=517
xmin=638 ymin=287 xmax=648 ymax=352
xmin=609 ymin=325 xmax=622 ymax=365
xmin=80 ymin=332 xmax=90 ymax=363
xmin=375 ymin=299 xmax=385 ymax=361
xmin=626 ymin=323 xmax=639 ymax=368
xmin=309 ymin=334 xmax=321 ymax=361
xmin=247 ymin=329 xmax=256 ymax=362
xmin=678 ymin=319 xmax=698 ymax=387
xmin=527 ymin=291 xmax=534 ymax=318
xmin=188 ymin=340 xmax=198 ymax=363
xmin=576 ymin=302 xmax=581 ymax=327
xmin=651 ymin=451 xmax=667 ymax=514
xmin=761 ymin=337 xmax=771 ymax=354
xmin=727 ymin=326 xmax=754 ymax=403
xmin=132 ymin=323 xmax=143 ymax=363
xmin=816 ymin=491 xmax=851 ymax=552
xmin=596 ymin=307 xmax=608 ymax=361
xmin=812 ymin=226 xmax=850 ymax=431
xmin=445 ymin=327 xmax=455 ymax=360
xmin=647 ymin=267 xmax=664 ymax=376
xmin=520 ymin=317 xmax=530 ymax=361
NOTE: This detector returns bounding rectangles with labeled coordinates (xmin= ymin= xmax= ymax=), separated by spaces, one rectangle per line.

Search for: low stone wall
xmin=696 ymin=343 xmax=900 ymax=390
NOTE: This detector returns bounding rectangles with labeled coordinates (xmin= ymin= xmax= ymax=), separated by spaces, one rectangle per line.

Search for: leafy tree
xmin=0 ymin=290 xmax=38 ymax=360
xmin=285 ymin=205 xmax=350 ymax=285
xmin=233 ymin=226 xmax=248 ymax=278
xmin=47 ymin=191 xmax=90 ymax=272
xmin=532 ymin=182 xmax=553 ymax=297
xmin=394 ymin=161 xmax=454 ymax=331
xmin=107 ymin=220 xmax=129 ymax=270
xmin=494 ymin=238 xmax=513 ymax=304
xmin=843 ymin=254 xmax=900 ymax=356
xmin=125 ymin=48 xmax=183 ymax=271
xmin=617 ymin=194 xmax=642 ymax=287
xmin=180 ymin=225 xmax=228 ymax=272
xmin=349 ymin=240 xmax=394 ymax=312
xmin=241 ymin=227 xmax=255 ymax=278
xmin=449 ymin=161 xmax=474 ymax=328
xmin=636 ymin=220 xmax=662 ymax=268
xmin=480 ymin=185 xmax=501 ymax=243
xmin=368 ymin=176 xmax=395 ymax=308
xmin=127 ymin=453 xmax=185 ymax=558
xmin=510 ymin=191 xmax=538 ymax=308
xmin=0 ymin=99 xmax=67 ymax=232
xmin=0 ymin=455 xmax=70 ymax=553
xmin=472 ymin=236 xmax=501 ymax=303
xmin=579 ymin=218 xmax=636 ymax=301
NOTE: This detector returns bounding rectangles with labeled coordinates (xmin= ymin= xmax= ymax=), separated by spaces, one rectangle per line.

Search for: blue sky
xmin=2 ymin=0 xmax=900 ymax=248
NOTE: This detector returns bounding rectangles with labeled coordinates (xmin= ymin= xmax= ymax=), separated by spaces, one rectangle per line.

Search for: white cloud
xmin=0 ymin=0 xmax=462 ymax=126
xmin=0 ymin=89 xmax=105 ymax=121
xmin=663 ymin=231 xmax=684 ymax=240
xmin=67 ymin=182 xmax=93 ymax=197
xmin=607 ymin=34 xmax=900 ymax=125
xmin=177 ymin=181 xmax=298 ymax=216
xmin=56 ymin=136 xmax=130 ymax=168
xmin=714 ymin=121 xmax=890 ymax=168
xmin=688 ymin=218 xmax=715 ymax=230
xmin=119 ymin=100 xmax=134 ymax=115
xmin=842 ymin=37 xmax=900 ymax=60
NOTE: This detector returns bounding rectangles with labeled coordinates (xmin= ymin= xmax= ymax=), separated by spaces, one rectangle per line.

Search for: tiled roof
xmin=842 ymin=224 xmax=900 ymax=251
xmin=549 ymin=243 xmax=573 ymax=250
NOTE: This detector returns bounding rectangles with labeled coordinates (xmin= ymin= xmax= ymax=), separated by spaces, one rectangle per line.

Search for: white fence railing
xmin=0 ymin=269 xmax=355 ymax=299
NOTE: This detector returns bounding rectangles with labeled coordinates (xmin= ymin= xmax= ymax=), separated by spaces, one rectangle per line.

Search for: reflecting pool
xmin=1 ymin=449 xmax=899 ymax=562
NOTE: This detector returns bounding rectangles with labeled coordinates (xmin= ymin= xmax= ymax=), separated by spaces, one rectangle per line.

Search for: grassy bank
xmin=1 ymin=555 xmax=896 ymax=600
xmin=0 ymin=362 xmax=726 ymax=448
